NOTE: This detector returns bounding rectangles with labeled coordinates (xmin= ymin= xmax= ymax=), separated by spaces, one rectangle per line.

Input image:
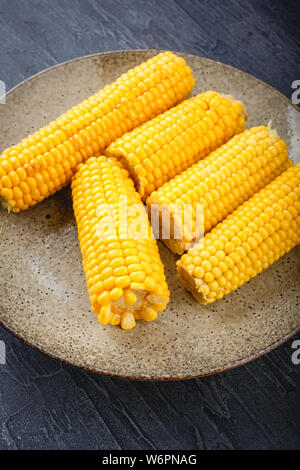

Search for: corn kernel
xmin=1 ymin=52 xmax=194 ymax=212
xmin=72 ymin=156 xmax=170 ymax=329
xmin=147 ymin=126 xmax=291 ymax=255
xmin=177 ymin=165 xmax=300 ymax=304
xmin=107 ymin=91 xmax=247 ymax=201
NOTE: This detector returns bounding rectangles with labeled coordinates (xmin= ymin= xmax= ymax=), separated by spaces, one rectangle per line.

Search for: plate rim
xmin=4 ymin=48 xmax=300 ymax=114
xmin=0 ymin=49 xmax=299 ymax=380
xmin=1 ymin=314 xmax=299 ymax=380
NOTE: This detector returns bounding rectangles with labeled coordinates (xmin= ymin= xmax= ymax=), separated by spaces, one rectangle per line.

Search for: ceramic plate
xmin=0 ymin=50 xmax=299 ymax=380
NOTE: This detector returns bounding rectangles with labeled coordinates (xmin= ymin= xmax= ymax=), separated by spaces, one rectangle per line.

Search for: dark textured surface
xmin=0 ymin=0 xmax=299 ymax=450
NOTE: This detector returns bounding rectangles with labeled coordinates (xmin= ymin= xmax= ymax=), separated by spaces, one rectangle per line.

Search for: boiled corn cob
xmin=0 ymin=51 xmax=194 ymax=213
xmin=72 ymin=156 xmax=170 ymax=330
xmin=105 ymin=90 xmax=247 ymax=201
xmin=177 ymin=164 xmax=300 ymax=304
xmin=147 ymin=126 xmax=291 ymax=254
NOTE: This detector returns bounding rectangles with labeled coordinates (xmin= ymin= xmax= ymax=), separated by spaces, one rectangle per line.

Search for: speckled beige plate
xmin=0 ymin=50 xmax=299 ymax=380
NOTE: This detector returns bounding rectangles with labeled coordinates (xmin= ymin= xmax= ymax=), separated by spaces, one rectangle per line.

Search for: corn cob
xmin=0 ymin=52 xmax=194 ymax=213
xmin=72 ymin=156 xmax=170 ymax=330
xmin=147 ymin=126 xmax=291 ymax=254
xmin=177 ymin=164 xmax=300 ymax=304
xmin=105 ymin=91 xmax=247 ymax=201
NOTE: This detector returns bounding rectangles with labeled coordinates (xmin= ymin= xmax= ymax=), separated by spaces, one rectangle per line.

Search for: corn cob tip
xmin=72 ymin=155 xmax=170 ymax=330
xmin=177 ymin=260 xmax=210 ymax=304
xmin=177 ymin=164 xmax=300 ymax=305
xmin=221 ymin=93 xmax=247 ymax=118
xmin=94 ymin=288 xmax=169 ymax=330
xmin=147 ymin=125 xmax=290 ymax=255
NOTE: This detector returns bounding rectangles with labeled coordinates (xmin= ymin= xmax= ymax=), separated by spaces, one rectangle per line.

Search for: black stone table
xmin=0 ymin=0 xmax=299 ymax=450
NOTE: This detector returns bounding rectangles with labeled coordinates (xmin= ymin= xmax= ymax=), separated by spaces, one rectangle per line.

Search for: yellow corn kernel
xmin=148 ymin=126 xmax=291 ymax=254
xmin=0 ymin=51 xmax=194 ymax=213
xmin=121 ymin=312 xmax=136 ymax=330
xmin=124 ymin=289 xmax=137 ymax=307
xmin=177 ymin=164 xmax=300 ymax=304
xmin=109 ymin=287 xmax=124 ymax=302
xmin=110 ymin=313 xmax=121 ymax=326
xmin=97 ymin=291 xmax=110 ymax=305
xmin=106 ymin=91 xmax=247 ymax=201
xmin=98 ymin=304 xmax=113 ymax=325
xmin=142 ymin=307 xmax=158 ymax=322
xmin=151 ymin=303 xmax=167 ymax=313
xmin=72 ymin=156 xmax=170 ymax=330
